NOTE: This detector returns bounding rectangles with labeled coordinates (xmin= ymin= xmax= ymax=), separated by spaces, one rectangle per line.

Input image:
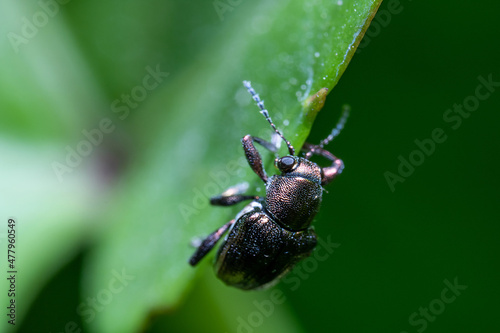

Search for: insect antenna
xmin=318 ymin=104 xmax=350 ymax=148
xmin=243 ymin=81 xmax=295 ymax=155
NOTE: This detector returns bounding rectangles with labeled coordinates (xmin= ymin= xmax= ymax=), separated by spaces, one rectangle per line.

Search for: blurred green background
xmin=1 ymin=0 xmax=499 ymax=332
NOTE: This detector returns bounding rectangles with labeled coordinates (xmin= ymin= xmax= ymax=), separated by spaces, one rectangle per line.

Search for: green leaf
xmin=0 ymin=1 xmax=111 ymax=328
xmin=82 ymin=1 xmax=382 ymax=332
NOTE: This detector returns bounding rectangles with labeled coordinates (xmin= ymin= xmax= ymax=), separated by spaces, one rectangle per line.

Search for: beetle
xmin=189 ymin=80 xmax=349 ymax=290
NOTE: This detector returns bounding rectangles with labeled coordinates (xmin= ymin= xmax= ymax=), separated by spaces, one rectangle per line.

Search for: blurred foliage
xmin=0 ymin=0 xmax=381 ymax=332
xmin=1 ymin=0 xmax=500 ymax=333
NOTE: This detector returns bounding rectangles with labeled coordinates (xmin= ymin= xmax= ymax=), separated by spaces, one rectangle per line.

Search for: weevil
xmin=189 ymin=81 xmax=349 ymax=290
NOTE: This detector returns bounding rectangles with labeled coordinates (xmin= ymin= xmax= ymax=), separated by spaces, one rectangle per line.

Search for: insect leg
xmin=189 ymin=219 xmax=236 ymax=266
xmin=302 ymin=143 xmax=344 ymax=186
xmin=211 ymin=195 xmax=258 ymax=206
xmin=210 ymin=182 xmax=259 ymax=206
xmin=241 ymin=134 xmax=275 ymax=183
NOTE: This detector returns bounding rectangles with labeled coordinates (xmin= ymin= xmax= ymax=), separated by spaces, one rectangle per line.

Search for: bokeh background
xmin=1 ymin=0 xmax=499 ymax=332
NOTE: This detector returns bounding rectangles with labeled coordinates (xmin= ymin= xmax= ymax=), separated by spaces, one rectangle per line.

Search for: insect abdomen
xmin=215 ymin=211 xmax=317 ymax=290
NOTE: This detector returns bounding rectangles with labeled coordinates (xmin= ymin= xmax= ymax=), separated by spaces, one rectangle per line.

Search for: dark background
xmin=297 ymin=1 xmax=500 ymax=332
xmin=9 ymin=0 xmax=500 ymax=332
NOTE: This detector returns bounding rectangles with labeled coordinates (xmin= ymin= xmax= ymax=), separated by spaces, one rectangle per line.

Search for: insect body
xmin=189 ymin=81 xmax=348 ymax=290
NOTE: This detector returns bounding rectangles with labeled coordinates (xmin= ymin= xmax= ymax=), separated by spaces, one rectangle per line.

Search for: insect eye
xmin=277 ymin=156 xmax=296 ymax=172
